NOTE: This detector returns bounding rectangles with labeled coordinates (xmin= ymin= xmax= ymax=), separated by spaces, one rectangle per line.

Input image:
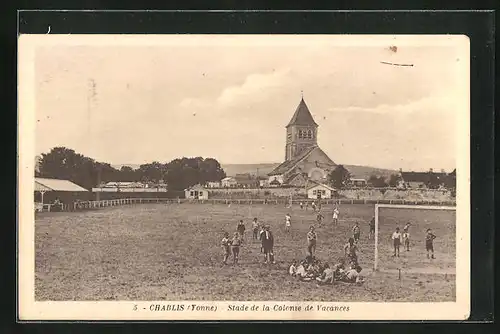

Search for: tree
xmin=368 ymin=174 xmax=388 ymax=188
xmin=388 ymin=174 xmax=401 ymax=187
xmin=328 ymin=165 xmax=351 ymax=189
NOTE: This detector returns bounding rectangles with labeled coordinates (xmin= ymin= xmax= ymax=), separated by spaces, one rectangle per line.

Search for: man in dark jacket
xmin=260 ymin=225 xmax=275 ymax=264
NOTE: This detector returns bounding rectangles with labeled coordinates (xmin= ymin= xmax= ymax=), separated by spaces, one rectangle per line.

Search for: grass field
xmin=35 ymin=203 xmax=456 ymax=302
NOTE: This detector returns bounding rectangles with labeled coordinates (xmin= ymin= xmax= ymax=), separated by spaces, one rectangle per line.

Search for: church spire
xmin=286 ymin=96 xmax=318 ymax=128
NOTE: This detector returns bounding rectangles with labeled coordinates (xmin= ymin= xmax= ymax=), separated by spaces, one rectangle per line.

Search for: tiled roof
xmin=306 ymin=181 xmax=336 ymax=191
xmin=286 ymin=98 xmax=318 ymax=127
xmin=268 ymin=146 xmax=317 ymax=176
xmin=35 ymin=178 xmax=89 ymax=192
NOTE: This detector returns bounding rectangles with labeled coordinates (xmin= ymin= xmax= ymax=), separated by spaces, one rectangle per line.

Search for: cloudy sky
xmin=33 ymin=35 xmax=468 ymax=171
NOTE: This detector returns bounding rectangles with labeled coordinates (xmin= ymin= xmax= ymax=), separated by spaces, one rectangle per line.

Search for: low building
xmin=235 ymin=173 xmax=258 ymax=188
xmin=350 ymin=178 xmax=367 ymax=187
xmin=400 ymin=170 xmax=448 ymax=189
xmin=184 ymin=184 xmax=209 ymax=200
xmin=35 ymin=177 xmax=90 ymax=211
xmin=205 ymin=181 xmax=221 ymax=188
xmin=306 ymin=182 xmax=335 ymax=199
xmin=221 ymin=177 xmax=237 ymax=188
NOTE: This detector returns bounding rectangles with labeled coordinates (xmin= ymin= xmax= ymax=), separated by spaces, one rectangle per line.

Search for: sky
xmin=33 ymin=35 xmax=468 ymax=172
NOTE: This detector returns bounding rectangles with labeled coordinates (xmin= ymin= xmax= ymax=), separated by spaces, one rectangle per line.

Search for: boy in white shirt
xmin=391 ymin=227 xmax=402 ymax=257
xmin=285 ymin=213 xmax=291 ymax=232
xmin=332 ymin=206 xmax=340 ymax=225
xmin=289 ymin=260 xmax=298 ymax=276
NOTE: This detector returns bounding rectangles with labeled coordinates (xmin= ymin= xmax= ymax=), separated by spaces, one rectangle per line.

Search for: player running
xmin=425 ymin=228 xmax=437 ymax=259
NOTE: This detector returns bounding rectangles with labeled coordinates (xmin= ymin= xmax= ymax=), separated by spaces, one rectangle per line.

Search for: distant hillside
xmin=221 ymin=163 xmax=397 ymax=180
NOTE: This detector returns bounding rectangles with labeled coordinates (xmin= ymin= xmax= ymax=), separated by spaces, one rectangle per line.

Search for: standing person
xmin=307 ymin=226 xmax=317 ymax=257
xmin=261 ymin=225 xmax=275 ymax=264
xmin=332 ymin=206 xmax=340 ymax=225
xmin=425 ymin=229 xmax=437 ymax=259
xmin=237 ymin=220 xmax=246 ymax=242
xmin=311 ymin=201 xmax=317 ymax=212
xmin=221 ymin=232 xmax=231 ymax=265
xmin=231 ymin=232 xmax=242 ymax=264
xmin=352 ymin=222 xmax=361 ymax=243
xmin=285 ymin=213 xmax=291 ymax=233
xmin=252 ymin=218 xmax=259 ymax=240
xmin=305 ymin=201 xmax=309 ymax=211
xmin=344 ymin=237 xmax=359 ymax=266
xmin=391 ymin=227 xmax=402 ymax=257
xmin=368 ymin=217 xmax=376 ymax=240
xmin=299 ymin=202 xmax=304 ymax=210
xmin=316 ymin=211 xmax=324 ymax=226
xmin=402 ymin=223 xmax=411 ymax=251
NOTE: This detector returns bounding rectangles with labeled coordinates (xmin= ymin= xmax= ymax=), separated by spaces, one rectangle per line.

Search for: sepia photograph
xmin=18 ymin=34 xmax=470 ymax=320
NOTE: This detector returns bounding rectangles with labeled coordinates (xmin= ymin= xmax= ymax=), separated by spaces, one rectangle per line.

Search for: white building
xmin=306 ymin=182 xmax=335 ymax=199
xmin=184 ymin=184 xmax=209 ymax=200
xmin=221 ymin=177 xmax=237 ymax=188
xmin=206 ymin=181 xmax=221 ymax=188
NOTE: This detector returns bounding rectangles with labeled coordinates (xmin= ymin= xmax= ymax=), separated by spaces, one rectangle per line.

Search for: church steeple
xmin=285 ymin=97 xmax=319 ymax=161
xmin=286 ymin=97 xmax=318 ymax=128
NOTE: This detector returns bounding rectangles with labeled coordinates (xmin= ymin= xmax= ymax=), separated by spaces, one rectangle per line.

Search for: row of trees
xmin=327 ymin=165 xmax=456 ymax=190
xmin=36 ymin=147 xmax=226 ymax=191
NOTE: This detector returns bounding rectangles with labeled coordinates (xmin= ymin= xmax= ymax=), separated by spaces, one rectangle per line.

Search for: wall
xmin=206 ymin=187 xmax=453 ymax=201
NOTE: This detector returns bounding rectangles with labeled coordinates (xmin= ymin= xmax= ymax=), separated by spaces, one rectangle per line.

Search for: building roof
xmin=221 ymin=177 xmax=236 ymax=182
xmin=306 ymin=181 xmax=336 ymax=191
xmin=185 ymin=184 xmax=206 ymax=191
xmin=268 ymin=145 xmax=336 ymax=176
xmin=286 ymin=98 xmax=318 ymax=128
xmin=35 ymin=177 xmax=89 ymax=192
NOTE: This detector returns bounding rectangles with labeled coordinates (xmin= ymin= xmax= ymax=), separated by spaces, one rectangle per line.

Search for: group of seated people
xmin=288 ymin=256 xmax=364 ymax=285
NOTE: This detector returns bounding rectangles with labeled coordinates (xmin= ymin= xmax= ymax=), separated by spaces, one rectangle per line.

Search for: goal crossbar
xmin=373 ymin=204 xmax=456 ymax=271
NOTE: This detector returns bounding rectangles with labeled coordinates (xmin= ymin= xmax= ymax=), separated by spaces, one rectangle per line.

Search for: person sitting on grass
xmin=339 ymin=265 xmax=364 ymax=284
xmin=331 ymin=258 xmax=347 ymax=281
xmin=231 ymin=232 xmax=242 ymax=265
xmin=289 ymin=260 xmax=298 ymax=277
xmin=221 ymin=232 xmax=231 ymax=265
xmin=295 ymin=260 xmax=308 ymax=280
xmin=316 ymin=263 xmax=335 ymax=285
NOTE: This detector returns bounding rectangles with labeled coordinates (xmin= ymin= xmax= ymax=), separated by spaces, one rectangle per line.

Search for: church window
xmin=298 ymin=130 xmax=303 ymax=139
xmin=307 ymin=130 xmax=312 ymax=139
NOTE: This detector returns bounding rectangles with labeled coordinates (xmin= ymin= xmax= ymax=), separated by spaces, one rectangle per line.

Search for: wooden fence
xmin=32 ymin=197 xmax=456 ymax=213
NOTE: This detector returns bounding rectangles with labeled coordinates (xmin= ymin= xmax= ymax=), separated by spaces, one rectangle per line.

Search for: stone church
xmin=268 ymin=97 xmax=337 ymax=187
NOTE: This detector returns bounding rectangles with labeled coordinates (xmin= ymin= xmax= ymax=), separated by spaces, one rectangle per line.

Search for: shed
xmin=306 ymin=182 xmax=336 ymax=199
xmin=35 ymin=177 xmax=89 ymax=211
xmin=184 ymin=184 xmax=209 ymax=200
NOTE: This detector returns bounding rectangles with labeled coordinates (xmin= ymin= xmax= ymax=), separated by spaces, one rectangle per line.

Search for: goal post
xmin=373 ymin=203 xmax=456 ymax=272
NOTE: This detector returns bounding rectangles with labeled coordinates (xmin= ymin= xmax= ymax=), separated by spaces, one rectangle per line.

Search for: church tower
xmin=285 ymin=97 xmax=318 ymax=161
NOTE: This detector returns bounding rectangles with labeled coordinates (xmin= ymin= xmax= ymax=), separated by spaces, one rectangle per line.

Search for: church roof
xmin=286 ymin=98 xmax=318 ymax=128
xmin=268 ymin=145 xmax=337 ymax=176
